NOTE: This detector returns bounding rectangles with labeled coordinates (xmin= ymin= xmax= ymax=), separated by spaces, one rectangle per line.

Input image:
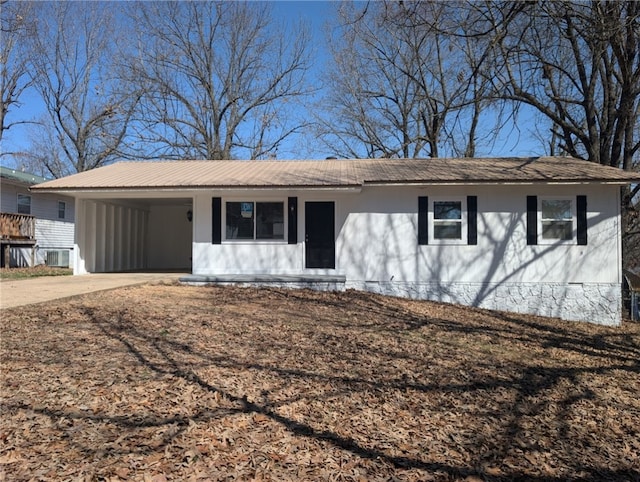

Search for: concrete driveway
xmin=0 ymin=272 xmax=185 ymax=309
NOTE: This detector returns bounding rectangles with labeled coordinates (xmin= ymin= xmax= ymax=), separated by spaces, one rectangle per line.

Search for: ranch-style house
xmin=32 ymin=156 xmax=640 ymax=326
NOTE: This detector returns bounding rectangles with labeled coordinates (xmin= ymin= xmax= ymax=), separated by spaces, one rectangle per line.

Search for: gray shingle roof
xmin=31 ymin=157 xmax=640 ymax=192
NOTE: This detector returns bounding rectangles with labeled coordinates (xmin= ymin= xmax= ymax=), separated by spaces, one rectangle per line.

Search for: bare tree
xmin=318 ymin=1 xmax=497 ymax=159
xmin=479 ymin=1 xmax=640 ymax=171
xmin=20 ymin=115 xmax=71 ymax=178
xmin=25 ymin=2 xmax=140 ymax=177
xmin=0 ymin=0 xmax=34 ymax=149
xmin=128 ymin=1 xmax=311 ymax=160
xmin=470 ymin=0 xmax=640 ymax=267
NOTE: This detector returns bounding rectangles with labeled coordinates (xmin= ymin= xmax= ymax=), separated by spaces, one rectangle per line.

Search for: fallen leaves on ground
xmin=1 ymin=285 xmax=639 ymax=481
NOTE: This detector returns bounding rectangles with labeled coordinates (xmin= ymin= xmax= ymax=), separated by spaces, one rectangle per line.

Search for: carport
xmin=73 ymin=194 xmax=193 ymax=274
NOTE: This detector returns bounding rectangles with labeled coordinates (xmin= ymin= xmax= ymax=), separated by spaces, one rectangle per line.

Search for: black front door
xmin=305 ymin=202 xmax=335 ymax=269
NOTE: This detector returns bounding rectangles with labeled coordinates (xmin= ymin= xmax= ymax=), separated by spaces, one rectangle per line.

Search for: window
xmin=17 ymin=194 xmax=31 ymax=215
xmin=226 ymin=201 xmax=284 ymax=240
xmin=433 ymin=201 xmax=462 ymax=240
xmin=226 ymin=202 xmax=254 ymax=239
xmin=541 ymin=199 xmax=573 ymax=240
xmin=527 ymin=195 xmax=587 ymax=246
xmin=58 ymin=201 xmax=66 ymax=219
xmin=418 ymin=196 xmax=477 ymax=245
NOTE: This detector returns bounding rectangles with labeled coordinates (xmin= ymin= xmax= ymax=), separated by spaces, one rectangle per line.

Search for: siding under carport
xmin=75 ymin=199 xmax=148 ymax=274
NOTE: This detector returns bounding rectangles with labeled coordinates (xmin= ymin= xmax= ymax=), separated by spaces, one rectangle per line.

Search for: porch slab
xmin=179 ymin=273 xmax=346 ymax=290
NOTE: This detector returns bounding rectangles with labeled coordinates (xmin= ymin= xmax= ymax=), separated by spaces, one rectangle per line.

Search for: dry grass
xmin=0 ymin=266 xmax=72 ymax=280
xmin=1 ymin=284 xmax=639 ymax=481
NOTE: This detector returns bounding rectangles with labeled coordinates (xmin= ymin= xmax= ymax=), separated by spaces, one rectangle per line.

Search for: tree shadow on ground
xmin=3 ymin=287 xmax=639 ymax=481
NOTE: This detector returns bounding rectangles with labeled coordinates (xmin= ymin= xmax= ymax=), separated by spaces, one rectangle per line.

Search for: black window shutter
xmin=467 ymin=196 xmax=478 ymax=245
xmin=212 ymin=197 xmax=222 ymax=244
xmin=526 ymin=196 xmax=538 ymax=245
xmin=418 ymin=196 xmax=428 ymax=245
xmin=577 ymin=195 xmax=587 ymax=245
xmin=288 ymin=197 xmax=298 ymax=244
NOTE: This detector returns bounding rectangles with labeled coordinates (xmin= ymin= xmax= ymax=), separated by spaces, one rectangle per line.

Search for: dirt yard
xmin=1 ymin=284 xmax=639 ymax=481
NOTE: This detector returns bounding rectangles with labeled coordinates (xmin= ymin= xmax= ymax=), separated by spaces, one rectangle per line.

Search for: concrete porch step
xmin=179 ymin=273 xmax=346 ymax=287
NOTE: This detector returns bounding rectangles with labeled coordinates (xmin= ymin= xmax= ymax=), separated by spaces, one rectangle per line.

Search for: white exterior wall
xmin=339 ymin=184 xmax=619 ymax=284
xmin=192 ymin=191 xmax=332 ymax=275
xmin=0 ymin=182 xmax=21 ymax=213
xmin=191 ymin=184 xmax=622 ymax=325
xmin=147 ymin=204 xmax=192 ymax=270
xmin=1 ymin=181 xmax=75 ymax=227
xmin=35 ymin=219 xmax=74 ymax=250
xmin=338 ymin=185 xmax=621 ymax=325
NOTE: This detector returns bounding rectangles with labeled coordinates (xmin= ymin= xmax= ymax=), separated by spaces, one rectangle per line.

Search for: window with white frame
xmin=527 ymin=195 xmax=587 ymax=246
xmin=433 ymin=200 xmax=463 ymax=240
xmin=58 ymin=201 xmax=66 ymax=219
xmin=419 ymin=196 xmax=476 ymax=245
xmin=226 ymin=201 xmax=285 ymax=240
xmin=17 ymin=194 xmax=31 ymax=215
xmin=540 ymin=198 xmax=573 ymax=241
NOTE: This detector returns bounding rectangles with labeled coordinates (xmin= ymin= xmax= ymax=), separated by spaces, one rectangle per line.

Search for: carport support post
xmin=74 ymin=198 xmax=89 ymax=275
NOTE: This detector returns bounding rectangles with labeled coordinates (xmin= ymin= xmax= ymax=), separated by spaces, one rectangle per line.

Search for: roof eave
xmin=30 ymin=184 xmax=364 ymax=194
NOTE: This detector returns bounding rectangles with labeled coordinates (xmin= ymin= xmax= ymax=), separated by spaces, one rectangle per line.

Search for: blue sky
xmin=1 ymin=1 xmax=542 ymax=168
xmin=2 ymin=1 xmax=339 ymax=164
xmin=267 ymin=1 xmax=542 ymax=159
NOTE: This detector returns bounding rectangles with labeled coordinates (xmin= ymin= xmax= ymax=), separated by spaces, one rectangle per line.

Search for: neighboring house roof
xmin=31 ymin=156 xmax=640 ymax=192
xmin=0 ymin=166 xmax=49 ymax=186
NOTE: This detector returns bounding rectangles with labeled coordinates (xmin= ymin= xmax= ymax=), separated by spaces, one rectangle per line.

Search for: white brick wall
xmin=347 ymin=281 xmax=622 ymax=326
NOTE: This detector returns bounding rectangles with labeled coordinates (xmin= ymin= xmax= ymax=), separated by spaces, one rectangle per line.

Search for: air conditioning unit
xmin=46 ymin=250 xmax=70 ymax=267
